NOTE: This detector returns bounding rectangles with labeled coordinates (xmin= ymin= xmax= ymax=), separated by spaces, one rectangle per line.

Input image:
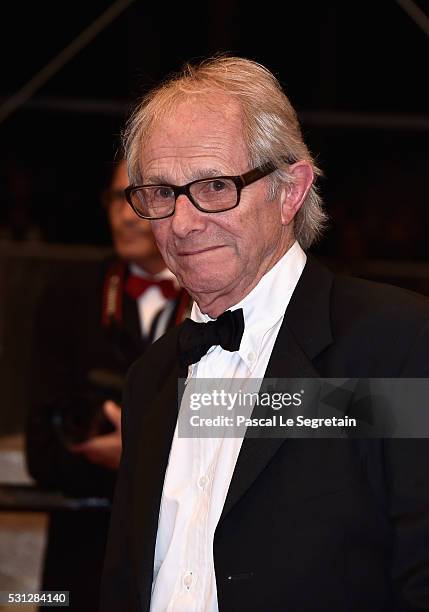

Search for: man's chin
xmin=180 ymin=273 xmax=232 ymax=298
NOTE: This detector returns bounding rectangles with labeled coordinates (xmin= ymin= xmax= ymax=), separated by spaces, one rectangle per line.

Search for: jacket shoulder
xmin=331 ymin=273 xmax=429 ymax=330
xmin=321 ymin=268 xmax=429 ymax=376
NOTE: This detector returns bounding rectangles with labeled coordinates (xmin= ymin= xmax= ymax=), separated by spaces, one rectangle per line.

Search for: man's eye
xmin=210 ymin=180 xmax=227 ymax=192
xmin=154 ymin=187 xmax=174 ymax=200
xmin=194 ymin=179 xmax=235 ymax=201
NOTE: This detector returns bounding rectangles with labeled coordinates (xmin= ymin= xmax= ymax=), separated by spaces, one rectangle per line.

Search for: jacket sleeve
xmin=389 ymin=321 xmax=429 ymax=610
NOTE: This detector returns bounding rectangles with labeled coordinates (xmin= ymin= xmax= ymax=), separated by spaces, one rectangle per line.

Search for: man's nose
xmin=170 ymin=194 xmax=206 ymax=237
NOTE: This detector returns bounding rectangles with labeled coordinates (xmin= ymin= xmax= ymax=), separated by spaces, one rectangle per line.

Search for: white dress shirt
xmin=150 ymin=242 xmax=307 ymax=612
xmin=129 ymin=263 xmax=179 ymax=339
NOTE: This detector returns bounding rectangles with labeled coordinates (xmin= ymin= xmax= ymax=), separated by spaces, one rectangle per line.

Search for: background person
xmin=26 ymin=159 xmax=190 ymax=611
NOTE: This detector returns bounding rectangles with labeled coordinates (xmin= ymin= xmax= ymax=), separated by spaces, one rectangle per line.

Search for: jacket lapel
xmin=220 ymin=256 xmax=334 ymax=523
xmin=130 ymin=336 xmax=188 ymax=603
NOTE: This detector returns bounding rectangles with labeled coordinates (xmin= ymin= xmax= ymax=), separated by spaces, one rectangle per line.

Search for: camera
xmin=51 ymin=368 xmax=124 ymax=446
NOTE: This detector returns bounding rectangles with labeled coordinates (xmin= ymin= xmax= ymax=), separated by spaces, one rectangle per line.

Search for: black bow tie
xmin=178 ymin=309 xmax=245 ymax=368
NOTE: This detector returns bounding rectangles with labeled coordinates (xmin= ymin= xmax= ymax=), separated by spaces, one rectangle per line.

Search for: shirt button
xmin=198 ymin=475 xmax=208 ymax=490
xmin=183 ymin=571 xmax=193 ymax=590
xmin=247 ymin=352 xmax=255 ymax=362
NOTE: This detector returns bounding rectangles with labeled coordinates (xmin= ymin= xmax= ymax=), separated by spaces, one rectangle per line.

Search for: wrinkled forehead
xmin=141 ymin=94 xmax=247 ymax=160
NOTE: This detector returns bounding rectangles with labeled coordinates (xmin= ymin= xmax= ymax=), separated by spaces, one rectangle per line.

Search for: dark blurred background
xmin=1 ymin=0 xmax=428 ymax=254
xmin=0 ymin=0 xmax=428 ymax=432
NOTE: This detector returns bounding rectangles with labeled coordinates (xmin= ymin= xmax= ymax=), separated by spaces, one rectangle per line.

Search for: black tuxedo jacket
xmin=101 ymin=257 xmax=429 ymax=612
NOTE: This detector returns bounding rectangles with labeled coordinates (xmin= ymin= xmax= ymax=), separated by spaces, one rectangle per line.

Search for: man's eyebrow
xmin=143 ymin=168 xmax=228 ymax=185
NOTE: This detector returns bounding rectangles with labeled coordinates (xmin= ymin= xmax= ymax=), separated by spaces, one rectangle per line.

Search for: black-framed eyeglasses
xmin=124 ymin=162 xmax=277 ymax=220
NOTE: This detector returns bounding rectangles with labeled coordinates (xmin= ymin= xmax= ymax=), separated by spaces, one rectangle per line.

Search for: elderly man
xmin=101 ymin=57 xmax=429 ymax=612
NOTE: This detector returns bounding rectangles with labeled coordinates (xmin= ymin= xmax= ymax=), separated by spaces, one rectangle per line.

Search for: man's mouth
xmin=177 ymin=245 xmax=225 ymax=256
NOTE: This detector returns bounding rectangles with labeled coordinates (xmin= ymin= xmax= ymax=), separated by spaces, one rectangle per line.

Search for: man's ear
xmin=279 ymin=161 xmax=314 ymax=226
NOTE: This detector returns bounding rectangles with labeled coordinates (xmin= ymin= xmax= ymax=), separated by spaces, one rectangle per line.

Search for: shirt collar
xmin=191 ymin=241 xmax=307 ymax=373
